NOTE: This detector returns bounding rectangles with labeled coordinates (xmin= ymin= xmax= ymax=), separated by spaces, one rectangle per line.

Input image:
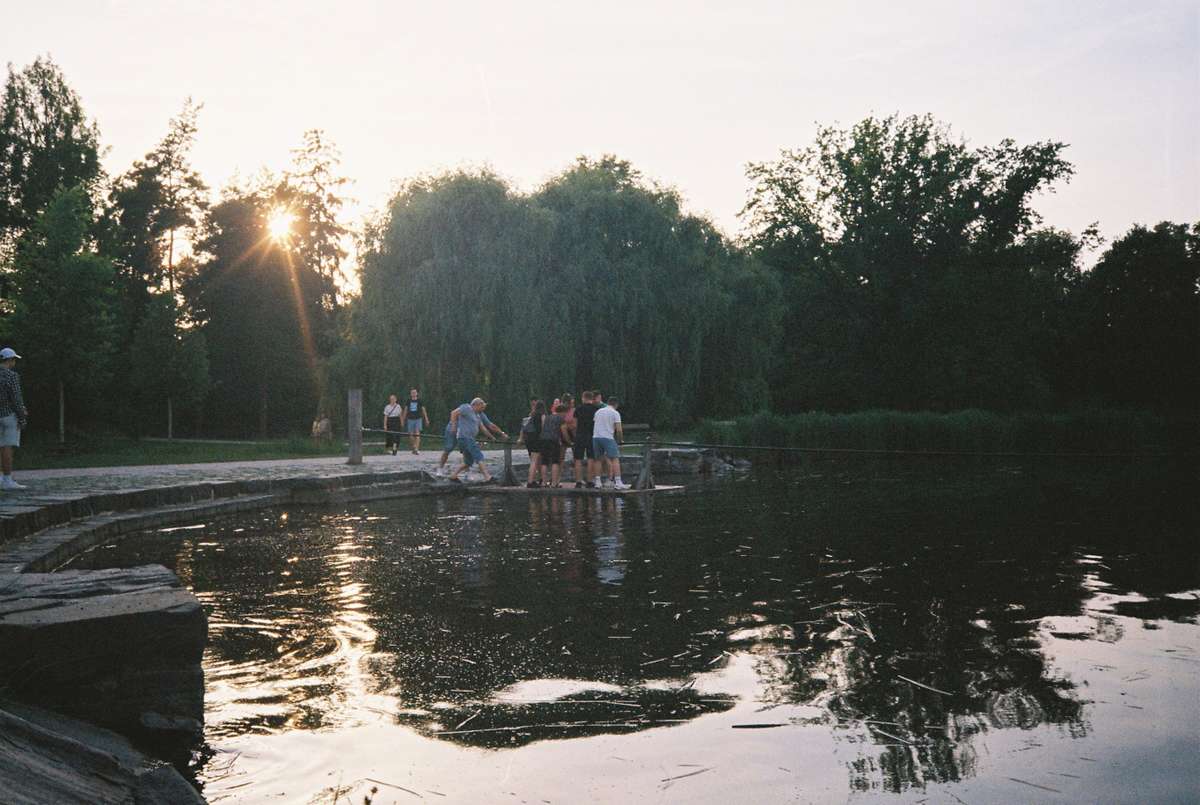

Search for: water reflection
xmin=68 ymin=461 xmax=1199 ymax=798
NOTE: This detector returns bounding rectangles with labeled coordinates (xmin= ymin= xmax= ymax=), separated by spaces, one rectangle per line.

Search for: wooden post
xmin=502 ymin=442 xmax=518 ymax=486
xmin=636 ymin=432 xmax=655 ymax=490
xmin=347 ymin=388 xmax=363 ymax=465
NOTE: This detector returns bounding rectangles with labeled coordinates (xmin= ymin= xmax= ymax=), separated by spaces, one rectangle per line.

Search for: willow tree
xmin=345 ymin=158 xmax=768 ymax=429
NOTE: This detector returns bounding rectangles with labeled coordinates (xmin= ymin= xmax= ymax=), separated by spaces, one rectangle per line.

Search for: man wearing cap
xmin=0 ymin=348 xmax=28 ymax=490
xmin=448 ymin=397 xmax=507 ymax=483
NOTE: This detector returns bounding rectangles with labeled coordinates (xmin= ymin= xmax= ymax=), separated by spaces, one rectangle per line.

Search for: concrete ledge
xmin=0 ymin=699 xmax=203 ymax=805
xmin=0 ymin=469 xmax=429 ymax=549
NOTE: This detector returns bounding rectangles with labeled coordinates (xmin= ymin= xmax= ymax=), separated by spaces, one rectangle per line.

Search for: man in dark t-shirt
xmin=571 ymin=390 xmax=600 ymax=488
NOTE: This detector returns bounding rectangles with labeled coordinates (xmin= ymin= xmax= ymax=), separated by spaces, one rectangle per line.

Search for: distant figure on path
xmin=448 ymin=397 xmax=508 ymax=483
xmin=591 ymin=396 xmax=628 ymax=490
xmin=0 ymin=347 xmax=28 ymax=490
xmin=401 ymin=388 xmax=430 ymax=454
xmin=383 ymin=394 xmax=404 ymax=455
xmin=311 ymin=412 xmax=332 ymax=442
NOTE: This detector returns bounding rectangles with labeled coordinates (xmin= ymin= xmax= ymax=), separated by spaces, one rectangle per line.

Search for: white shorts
xmin=0 ymin=414 xmax=20 ymax=447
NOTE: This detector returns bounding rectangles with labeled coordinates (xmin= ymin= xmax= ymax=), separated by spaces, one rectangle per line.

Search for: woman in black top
xmin=518 ymin=399 xmax=545 ymax=487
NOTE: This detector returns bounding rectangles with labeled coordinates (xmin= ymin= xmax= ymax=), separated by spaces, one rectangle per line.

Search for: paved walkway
xmin=4 ymin=449 xmax=521 ymax=500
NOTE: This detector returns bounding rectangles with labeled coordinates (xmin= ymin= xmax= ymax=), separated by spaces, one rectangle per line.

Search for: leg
xmin=1 ymin=446 xmax=12 ymax=476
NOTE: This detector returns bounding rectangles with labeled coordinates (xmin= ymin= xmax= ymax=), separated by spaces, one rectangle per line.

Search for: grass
xmin=694 ymin=409 xmax=1197 ymax=455
xmin=18 ymin=433 xmax=350 ymax=470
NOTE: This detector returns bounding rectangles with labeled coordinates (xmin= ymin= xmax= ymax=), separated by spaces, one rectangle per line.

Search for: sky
xmin=4 ymin=0 xmax=1198 ymax=254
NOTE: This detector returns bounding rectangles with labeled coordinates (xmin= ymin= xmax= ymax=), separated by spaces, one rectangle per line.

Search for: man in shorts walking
xmin=401 ymin=388 xmax=430 ymax=455
xmin=448 ymin=397 xmax=508 ymax=483
xmin=591 ymin=396 xmax=629 ymax=490
xmin=0 ymin=348 xmax=28 ymax=490
xmin=436 ymin=400 xmax=506 ymax=476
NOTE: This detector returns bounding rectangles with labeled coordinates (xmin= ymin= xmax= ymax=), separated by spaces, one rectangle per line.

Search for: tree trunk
xmin=258 ymin=381 xmax=268 ymax=440
xmin=166 ymin=228 xmax=176 ymax=295
xmin=57 ymin=380 xmax=65 ymax=444
xmin=167 ymin=396 xmax=174 ymax=440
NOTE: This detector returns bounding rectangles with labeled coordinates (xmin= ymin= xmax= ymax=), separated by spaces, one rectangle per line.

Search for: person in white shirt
xmin=590 ymin=397 xmax=629 ymax=490
xmin=383 ymin=394 xmax=404 ymax=455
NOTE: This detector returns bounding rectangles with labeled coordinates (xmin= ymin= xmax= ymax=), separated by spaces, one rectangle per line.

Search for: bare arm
xmin=614 ymin=422 xmax=624 ymax=443
xmin=422 ymin=406 xmax=430 ymax=426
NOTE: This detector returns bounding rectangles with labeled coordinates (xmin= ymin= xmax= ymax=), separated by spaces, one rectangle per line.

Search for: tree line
xmin=0 ymin=57 xmax=1195 ymax=441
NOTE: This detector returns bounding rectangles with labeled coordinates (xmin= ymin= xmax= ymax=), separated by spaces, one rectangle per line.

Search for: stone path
xmin=5 ymin=448 xmax=509 ymax=498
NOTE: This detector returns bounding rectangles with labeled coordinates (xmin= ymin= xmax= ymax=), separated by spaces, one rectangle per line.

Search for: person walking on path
xmin=448 ymin=397 xmax=508 ymax=483
xmin=401 ymin=388 xmax=430 ymax=455
xmin=570 ymin=390 xmax=599 ymax=488
xmin=517 ymin=398 xmax=545 ymax=487
xmin=591 ymin=396 xmax=628 ymax=490
xmin=0 ymin=347 xmax=28 ymax=490
xmin=383 ymin=394 xmax=404 ymax=456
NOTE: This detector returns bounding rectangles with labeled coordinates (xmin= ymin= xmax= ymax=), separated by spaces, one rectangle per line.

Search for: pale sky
xmin=5 ymin=0 xmax=1198 ymax=255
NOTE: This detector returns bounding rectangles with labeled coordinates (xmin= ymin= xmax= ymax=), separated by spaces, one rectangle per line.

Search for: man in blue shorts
xmin=401 ymin=388 xmax=430 ymax=455
xmin=591 ymin=396 xmax=628 ymax=490
xmin=436 ymin=401 xmax=504 ymax=476
xmin=447 ymin=397 xmax=508 ymax=482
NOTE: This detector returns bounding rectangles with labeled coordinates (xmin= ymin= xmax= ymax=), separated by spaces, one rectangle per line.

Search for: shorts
xmin=443 ymin=423 xmax=457 ymax=452
xmin=524 ymin=435 xmax=540 ymax=456
xmin=405 ymin=419 xmax=423 ymax=434
xmin=457 ymin=436 xmax=485 ymax=467
xmin=0 ymin=414 xmax=19 ymax=448
xmin=539 ymin=440 xmax=562 ymax=465
xmin=573 ymin=435 xmax=595 ymax=461
xmin=592 ymin=437 xmax=620 ymax=459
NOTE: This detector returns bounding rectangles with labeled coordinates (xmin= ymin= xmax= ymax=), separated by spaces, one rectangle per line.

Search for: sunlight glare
xmin=267 ymin=208 xmax=296 ymax=243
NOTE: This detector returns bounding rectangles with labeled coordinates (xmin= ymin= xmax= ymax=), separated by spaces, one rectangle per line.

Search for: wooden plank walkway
xmin=473 ymin=483 xmax=684 ymax=497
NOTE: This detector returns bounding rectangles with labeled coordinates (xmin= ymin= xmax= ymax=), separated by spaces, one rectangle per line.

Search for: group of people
xmin=517 ymin=390 xmax=628 ymax=490
xmin=387 ymin=389 xmax=629 ymax=490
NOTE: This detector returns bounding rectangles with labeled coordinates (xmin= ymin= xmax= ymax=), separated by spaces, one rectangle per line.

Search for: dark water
xmin=71 ymin=462 xmax=1199 ymax=803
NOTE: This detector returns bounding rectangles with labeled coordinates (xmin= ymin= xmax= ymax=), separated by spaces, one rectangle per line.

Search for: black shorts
xmin=573 ymin=433 xmax=594 ymax=461
xmin=524 ymin=436 xmax=540 ymax=456
xmin=539 ymin=441 xmax=562 ymax=465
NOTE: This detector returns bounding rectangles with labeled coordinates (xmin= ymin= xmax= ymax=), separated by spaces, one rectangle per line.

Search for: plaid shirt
xmin=0 ymin=367 xmax=26 ymax=424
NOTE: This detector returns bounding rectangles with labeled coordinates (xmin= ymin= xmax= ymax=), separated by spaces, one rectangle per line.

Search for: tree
xmin=129 ymin=295 xmax=210 ymax=438
xmin=284 ymin=129 xmax=349 ymax=315
xmin=102 ymin=99 xmax=207 ymax=297
xmin=743 ymin=115 xmax=1075 ymax=411
xmin=345 ymin=158 xmax=771 ymax=427
xmin=185 ymin=190 xmax=324 ymax=437
xmin=0 ymin=57 xmax=101 ymax=247
xmin=1072 ymin=222 xmax=1199 ymax=411
xmin=6 ymin=185 xmax=115 ymax=442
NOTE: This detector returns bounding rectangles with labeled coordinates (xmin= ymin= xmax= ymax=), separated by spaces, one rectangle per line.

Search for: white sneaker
xmin=592 ymin=479 xmax=603 ymax=489
xmin=1 ymin=478 xmax=26 ymax=490
xmin=612 ymin=480 xmax=631 ymax=491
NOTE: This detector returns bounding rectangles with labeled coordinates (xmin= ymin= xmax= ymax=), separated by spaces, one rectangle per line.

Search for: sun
xmin=266 ymin=207 xmax=296 ymax=243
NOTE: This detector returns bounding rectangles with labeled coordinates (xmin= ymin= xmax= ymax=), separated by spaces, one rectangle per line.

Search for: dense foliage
xmin=0 ymin=58 xmax=1194 ymax=442
xmin=343 ymin=159 xmax=778 ymax=426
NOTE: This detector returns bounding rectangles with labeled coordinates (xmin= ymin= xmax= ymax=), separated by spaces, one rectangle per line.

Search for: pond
xmin=69 ymin=460 xmax=1199 ymax=803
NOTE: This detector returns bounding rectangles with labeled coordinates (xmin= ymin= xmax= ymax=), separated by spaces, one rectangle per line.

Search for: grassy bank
xmin=695 ymin=409 xmax=1196 ymax=455
xmin=18 ymin=434 xmax=349 ymax=470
